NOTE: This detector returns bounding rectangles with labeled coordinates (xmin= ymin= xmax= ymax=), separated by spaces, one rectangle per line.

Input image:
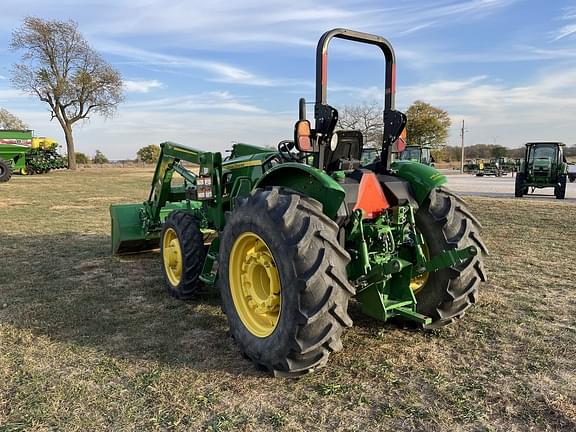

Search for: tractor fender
xmin=391 ymin=160 xmax=447 ymax=204
xmin=254 ymin=162 xmax=346 ymax=219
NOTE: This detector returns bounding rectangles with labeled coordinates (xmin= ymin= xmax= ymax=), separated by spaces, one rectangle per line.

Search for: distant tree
xmin=337 ymin=100 xmax=383 ymax=148
xmin=92 ymin=149 xmax=109 ymax=164
xmin=446 ymin=145 xmax=462 ymax=161
xmin=564 ymin=145 xmax=576 ymax=157
xmin=465 ymin=144 xmax=493 ymax=159
xmin=75 ymin=152 xmax=89 ymax=164
xmin=431 ymin=148 xmax=449 ymax=162
xmin=137 ymin=144 xmax=160 ymax=163
xmin=405 ymin=101 xmax=451 ymax=148
xmin=491 ymin=145 xmax=508 ymax=158
xmin=10 ymin=17 xmax=124 ymax=170
xmin=0 ymin=108 xmax=28 ymax=129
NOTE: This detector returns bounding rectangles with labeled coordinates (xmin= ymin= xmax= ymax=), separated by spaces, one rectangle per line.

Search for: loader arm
xmin=145 ymin=142 xmax=223 ymax=228
xmin=111 ymin=141 xmax=223 ymax=254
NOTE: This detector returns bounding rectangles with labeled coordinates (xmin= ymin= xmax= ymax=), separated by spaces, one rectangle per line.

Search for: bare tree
xmin=337 ymin=100 xmax=384 ymax=148
xmin=0 ymin=108 xmax=28 ymax=129
xmin=10 ymin=17 xmax=123 ymax=169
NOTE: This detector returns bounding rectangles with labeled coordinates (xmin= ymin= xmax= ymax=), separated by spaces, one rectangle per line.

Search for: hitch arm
xmin=417 ymin=246 xmax=478 ymax=274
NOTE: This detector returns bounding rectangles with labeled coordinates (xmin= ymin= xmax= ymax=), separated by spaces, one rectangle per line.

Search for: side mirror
xmin=294 ymin=120 xmax=313 ymax=152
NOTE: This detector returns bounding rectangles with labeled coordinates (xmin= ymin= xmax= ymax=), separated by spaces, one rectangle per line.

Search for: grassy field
xmin=1 ymin=168 xmax=575 ymax=431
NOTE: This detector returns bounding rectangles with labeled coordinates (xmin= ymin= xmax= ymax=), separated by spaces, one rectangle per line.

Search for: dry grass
xmin=1 ymin=168 xmax=575 ymax=431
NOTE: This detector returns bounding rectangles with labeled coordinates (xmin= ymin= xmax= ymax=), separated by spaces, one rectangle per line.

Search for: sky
xmin=0 ymin=0 xmax=575 ymax=159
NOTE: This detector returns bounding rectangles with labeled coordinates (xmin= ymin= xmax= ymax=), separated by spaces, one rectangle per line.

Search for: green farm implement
xmin=0 ymin=130 xmax=67 ymax=182
xmin=111 ymin=29 xmax=487 ymax=376
xmin=515 ymin=142 xmax=568 ymax=199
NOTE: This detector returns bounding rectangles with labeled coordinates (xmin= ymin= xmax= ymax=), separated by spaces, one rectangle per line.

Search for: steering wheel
xmin=277 ymin=140 xmax=297 ymax=161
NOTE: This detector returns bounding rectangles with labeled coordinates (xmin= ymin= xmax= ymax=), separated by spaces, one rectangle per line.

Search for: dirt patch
xmin=50 ymin=205 xmax=97 ymax=210
xmin=0 ymin=199 xmax=30 ymax=209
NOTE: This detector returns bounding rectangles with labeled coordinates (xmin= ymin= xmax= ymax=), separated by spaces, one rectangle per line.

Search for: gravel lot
xmin=443 ymin=173 xmax=576 ymax=202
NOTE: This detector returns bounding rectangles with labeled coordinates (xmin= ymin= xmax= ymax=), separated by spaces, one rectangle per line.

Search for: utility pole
xmin=460 ymin=119 xmax=465 ymax=173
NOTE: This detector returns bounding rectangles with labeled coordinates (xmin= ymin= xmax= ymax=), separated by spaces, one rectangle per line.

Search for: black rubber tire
xmin=555 ymin=175 xmax=567 ymax=200
xmin=515 ymin=173 xmax=525 ymax=197
xmin=160 ymin=210 xmax=205 ymax=299
xmin=218 ymin=187 xmax=354 ymax=377
xmin=569 ymin=175 xmax=575 ymax=183
xmin=414 ymin=188 xmax=488 ymax=329
xmin=0 ymin=160 xmax=12 ymax=183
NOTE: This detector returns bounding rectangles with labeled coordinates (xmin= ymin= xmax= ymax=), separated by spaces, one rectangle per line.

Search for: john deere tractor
xmin=111 ymin=29 xmax=487 ymax=376
xmin=515 ymin=142 xmax=568 ymax=199
xmin=398 ymin=145 xmax=434 ymax=166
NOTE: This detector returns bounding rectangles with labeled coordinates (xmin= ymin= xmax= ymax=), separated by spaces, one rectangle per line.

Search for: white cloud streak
xmin=124 ymin=91 xmax=266 ymax=113
xmin=123 ymin=79 xmax=163 ymax=93
xmin=552 ymin=6 xmax=576 ymax=41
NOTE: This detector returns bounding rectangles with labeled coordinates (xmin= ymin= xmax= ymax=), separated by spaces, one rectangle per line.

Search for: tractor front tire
xmin=0 ymin=160 xmax=12 ymax=183
xmin=555 ymin=175 xmax=567 ymax=199
xmin=160 ymin=211 xmax=205 ymax=299
xmin=218 ymin=187 xmax=354 ymax=377
xmin=414 ymin=188 xmax=488 ymax=329
xmin=515 ymin=173 xmax=525 ymax=197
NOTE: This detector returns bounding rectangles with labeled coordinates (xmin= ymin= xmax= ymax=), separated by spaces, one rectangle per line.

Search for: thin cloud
xmin=553 ymin=24 xmax=576 ymax=41
xmin=125 ymin=91 xmax=266 ymax=113
xmin=99 ymin=42 xmax=278 ymax=86
xmin=552 ymin=6 xmax=576 ymax=41
xmin=0 ymin=89 xmax=29 ymax=99
xmin=123 ymin=79 xmax=163 ymax=93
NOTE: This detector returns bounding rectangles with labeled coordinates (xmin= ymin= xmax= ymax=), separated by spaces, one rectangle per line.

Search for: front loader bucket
xmin=110 ymin=203 xmax=160 ymax=255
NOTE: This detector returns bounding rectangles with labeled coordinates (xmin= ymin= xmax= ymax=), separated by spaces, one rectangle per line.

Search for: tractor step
xmin=383 ymin=300 xmax=413 ymax=310
xmin=394 ymin=307 xmax=432 ymax=325
xmin=199 ymin=239 xmax=220 ymax=285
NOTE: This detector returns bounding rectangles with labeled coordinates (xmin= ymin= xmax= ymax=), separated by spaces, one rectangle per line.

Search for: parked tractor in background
xmin=111 ymin=29 xmax=487 ymax=376
xmin=398 ymin=145 xmax=434 ymax=166
xmin=568 ymin=164 xmax=576 ymax=183
xmin=515 ymin=142 xmax=567 ymax=199
xmin=0 ymin=129 xmax=67 ymax=182
xmin=475 ymin=158 xmax=505 ymax=177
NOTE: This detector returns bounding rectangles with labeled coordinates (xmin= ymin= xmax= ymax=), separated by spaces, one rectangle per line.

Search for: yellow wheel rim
xmin=21 ymin=167 xmax=28 ymax=175
xmin=229 ymin=232 xmax=281 ymax=338
xmin=410 ymin=233 xmax=430 ymax=294
xmin=162 ymin=227 xmax=183 ymax=286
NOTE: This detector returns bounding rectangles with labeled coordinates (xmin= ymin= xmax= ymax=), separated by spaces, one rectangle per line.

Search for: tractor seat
xmin=324 ymin=130 xmax=364 ymax=172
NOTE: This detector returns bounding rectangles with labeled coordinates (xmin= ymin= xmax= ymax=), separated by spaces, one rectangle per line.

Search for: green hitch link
xmin=404 ymin=205 xmax=428 ymax=269
xmin=354 ymin=209 xmax=371 ymax=274
xmin=421 ymin=245 xmax=478 ymax=274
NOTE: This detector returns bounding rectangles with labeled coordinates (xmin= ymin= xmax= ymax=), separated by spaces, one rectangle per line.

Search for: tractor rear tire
xmin=0 ymin=160 xmax=12 ymax=183
xmin=414 ymin=188 xmax=488 ymax=329
xmin=515 ymin=173 xmax=525 ymax=197
xmin=555 ymin=175 xmax=567 ymax=199
xmin=160 ymin=211 xmax=205 ymax=299
xmin=218 ymin=187 xmax=354 ymax=377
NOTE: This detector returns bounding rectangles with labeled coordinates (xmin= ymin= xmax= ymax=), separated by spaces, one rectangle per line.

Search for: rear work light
xmin=196 ymin=176 xmax=213 ymax=200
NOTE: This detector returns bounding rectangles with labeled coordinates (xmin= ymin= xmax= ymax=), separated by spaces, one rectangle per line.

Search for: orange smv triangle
xmin=352 ymin=172 xmax=390 ymax=219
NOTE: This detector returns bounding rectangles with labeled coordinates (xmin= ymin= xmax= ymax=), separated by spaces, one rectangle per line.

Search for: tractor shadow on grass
xmin=0 ymin=232 xmax=259 ymax=375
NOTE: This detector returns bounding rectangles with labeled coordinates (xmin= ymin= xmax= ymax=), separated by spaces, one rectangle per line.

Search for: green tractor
xmin=515 ymin=142 xmax=568 ymax=199
xmin=398 ymin=145 xmax=434 ymax=166
xmin=111 ymin=29 xmax=487 ymax=376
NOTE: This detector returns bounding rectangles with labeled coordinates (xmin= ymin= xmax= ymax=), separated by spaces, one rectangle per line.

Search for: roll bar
xmin=313 ymin=28 xmax=404 ymax=173
xmin=315 ymin=28 xmax=397 ymax=110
